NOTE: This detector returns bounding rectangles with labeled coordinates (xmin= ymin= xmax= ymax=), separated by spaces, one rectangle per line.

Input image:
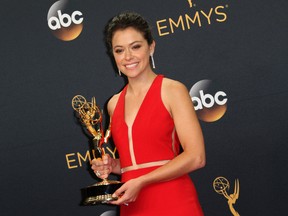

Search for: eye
xmin=114 ymin=48 xmax=123 ymax=54
xmin=132 ymin=44 xmax=141 ymax=50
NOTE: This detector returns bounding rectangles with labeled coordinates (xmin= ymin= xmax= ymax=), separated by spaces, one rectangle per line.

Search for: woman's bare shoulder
xmin=161 ymin=77 xmax=190 ymax=115
xmin=162 ymin=77 xmax=189 ymax=96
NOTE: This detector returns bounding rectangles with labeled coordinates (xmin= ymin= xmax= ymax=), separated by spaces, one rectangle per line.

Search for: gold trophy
xmin=72 ymin=95 xmax=122 ymax=205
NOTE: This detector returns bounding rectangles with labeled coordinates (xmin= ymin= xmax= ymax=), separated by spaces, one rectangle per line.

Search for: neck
xmin=127 ymin=72 xmax=157 ymax=96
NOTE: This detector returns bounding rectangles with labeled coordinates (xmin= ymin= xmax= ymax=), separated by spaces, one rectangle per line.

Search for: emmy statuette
xmin=72 ymin=95 xmax=122 ymax=205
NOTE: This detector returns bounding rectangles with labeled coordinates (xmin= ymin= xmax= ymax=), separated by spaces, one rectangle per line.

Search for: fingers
xmin=90 ymin=158 xmax=103 ymax=171
xmin=110 ymin=195 xmax=131 ymax=206
xmin=112 ymin=187 xmax=125 ymax=199
xmin=94 ymin=169 xmax=109 ymax=179
xmin=91 ymin=155 xmax=112 ymax=179
xmin=110 ymin=185 xmax=131 ymax=206
xmin=109 ymin=187 xmax=124 ymax=205
xmin=91 ymin=155 xmax=111 ymax=169
xmin=102 ymin=154 xmax=109 ymax=165
xmin=108 ymin=179 xmax=142 ymax=206
xmin=95 ymin=170 xmax=101 ymax=178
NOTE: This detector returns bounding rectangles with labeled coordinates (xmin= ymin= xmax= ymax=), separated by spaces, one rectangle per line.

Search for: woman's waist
xmin=120 ymin=159 xmax=171 ymax=174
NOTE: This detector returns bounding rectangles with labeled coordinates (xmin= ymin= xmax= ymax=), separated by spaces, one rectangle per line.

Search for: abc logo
xmin=47 ymin=1 xmax=83 ymax=41
xmin=189 ymin=80 xmax=228 ymax=122
xmin=48 ymin=10 xmax=83 ymax=30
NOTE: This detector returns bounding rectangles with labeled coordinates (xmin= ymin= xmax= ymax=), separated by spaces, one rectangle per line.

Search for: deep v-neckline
xmin=123 ymin=75 xmax=159 ymax=128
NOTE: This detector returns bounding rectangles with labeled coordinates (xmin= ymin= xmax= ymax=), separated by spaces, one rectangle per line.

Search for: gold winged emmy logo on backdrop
xmin=72 ymin=95 xmax=122 ymax=205
xmin=213 ymin=177 xmax=240 ymax=216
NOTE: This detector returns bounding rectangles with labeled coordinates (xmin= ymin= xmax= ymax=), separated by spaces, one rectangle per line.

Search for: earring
xmin=150 ymin=54 xmax=156 ymax=69
xmin=118 ymin=70 xmax=121 ymax=76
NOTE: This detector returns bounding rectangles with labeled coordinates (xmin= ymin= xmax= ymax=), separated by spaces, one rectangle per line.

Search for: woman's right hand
xmin=91 ymin=154 xmax=113 ymax=179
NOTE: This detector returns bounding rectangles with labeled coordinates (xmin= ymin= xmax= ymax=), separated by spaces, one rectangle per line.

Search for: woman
xmin=91 ymin=12 xmax=205 ymax=216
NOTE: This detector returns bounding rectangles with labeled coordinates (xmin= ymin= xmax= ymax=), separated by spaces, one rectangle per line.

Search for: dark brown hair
xmin=105 ymin=12 xmax=154 ymax=53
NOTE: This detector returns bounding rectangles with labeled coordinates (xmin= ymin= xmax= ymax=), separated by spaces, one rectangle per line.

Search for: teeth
xmin=125 ymin=63 xmax=138 ymax=68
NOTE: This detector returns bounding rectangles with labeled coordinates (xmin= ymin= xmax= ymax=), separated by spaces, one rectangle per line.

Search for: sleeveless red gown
xmin=111 ymin=75 xmax=204 ymax=216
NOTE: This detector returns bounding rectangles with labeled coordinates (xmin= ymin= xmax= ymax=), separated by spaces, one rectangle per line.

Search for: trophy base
xmin=81 ymin=180 xmax=123 ymax=205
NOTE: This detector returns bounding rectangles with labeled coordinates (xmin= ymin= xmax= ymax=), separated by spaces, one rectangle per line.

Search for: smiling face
xmin=112 ymin=27 xmax=155 ymax=78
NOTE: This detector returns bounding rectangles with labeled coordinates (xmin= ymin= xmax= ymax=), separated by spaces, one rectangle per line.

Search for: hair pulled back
xmin=105 ymin=12 xmax=154 ymax=53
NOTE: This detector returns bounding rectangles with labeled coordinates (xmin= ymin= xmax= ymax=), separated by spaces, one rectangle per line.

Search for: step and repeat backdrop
xmin=1 ymin=0 xmax=287 ymax=215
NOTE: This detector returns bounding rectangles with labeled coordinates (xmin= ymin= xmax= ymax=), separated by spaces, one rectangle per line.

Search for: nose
xmin=124 ymin=49 xmax=132 ymax=60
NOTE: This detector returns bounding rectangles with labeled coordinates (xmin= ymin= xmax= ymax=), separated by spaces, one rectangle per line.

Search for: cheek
xmin=113 ymin=56 xmax=122 ymax=65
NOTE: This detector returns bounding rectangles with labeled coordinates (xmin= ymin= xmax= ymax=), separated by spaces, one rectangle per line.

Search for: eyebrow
xmin=113 ymin=40 xmax=143 ymax=49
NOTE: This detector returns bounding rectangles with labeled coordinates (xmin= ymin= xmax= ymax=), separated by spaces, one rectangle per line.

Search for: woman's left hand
xmin=109 ymin=177 xmax=144 ymax=206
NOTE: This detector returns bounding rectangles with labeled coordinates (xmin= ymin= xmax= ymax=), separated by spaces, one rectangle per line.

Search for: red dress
xmin=111 ymin=75 xmax=204 ymax=216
